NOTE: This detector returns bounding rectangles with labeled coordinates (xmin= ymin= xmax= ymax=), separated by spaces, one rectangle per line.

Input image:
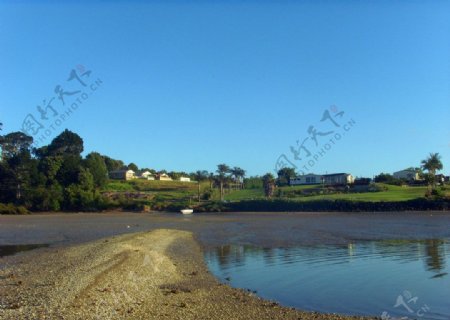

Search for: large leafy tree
xmin=421 ymin=153 xmax=443 ymax=189
xmin=65 ymin=167 xmax=95 ymax=210
xmin=0 ymin=132 xmax=33 ymax=160
xmin=46 ymin=130 xmax=84 ymax=187
xmin=102 ymin=155 xmax=125 ymax=172
xmin=127 ymin=162 xmax=139 ymax=172
xmin=84 ymin=152 xmax=108 ymax=187
xmin=47 ymin=129 xmax=84 ymax=156
xmin=0 ymin=132 xmax=34 ymax=202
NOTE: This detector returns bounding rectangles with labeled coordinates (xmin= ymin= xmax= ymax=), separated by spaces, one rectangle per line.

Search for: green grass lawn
xmin=225 ymin=184 xmax=429 ymax=202
xmin=294 ymin=185 xmax=428 ymax=202
xmin=103 ymin=179 xmax=210 ymax=201
xmin=223 ymin=188 xmax=265 ymax=201
xmin=103 ymin=180 xmax=433 ymax=203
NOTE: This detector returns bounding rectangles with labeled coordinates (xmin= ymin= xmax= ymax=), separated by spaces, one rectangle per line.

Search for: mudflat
xmin=0 ymin=211 xmax=449 ymax=319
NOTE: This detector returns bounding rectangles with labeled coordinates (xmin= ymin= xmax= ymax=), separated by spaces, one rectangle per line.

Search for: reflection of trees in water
xmin=424 ymin=239 xmax=446 ymax=272
xmin=210 ymin=239 xmax=448 ymax=275
xmin=375 ymin=239 xmax=448 ymax=273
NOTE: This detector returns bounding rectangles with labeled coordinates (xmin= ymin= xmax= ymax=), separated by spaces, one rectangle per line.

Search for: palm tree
xmin=216 ymin=164 xmax=230 ymax=201
xmin=421 ymin=153 xmax=443 ymax=189
xmin=230 ymin=167 xmax=246 ymax=189
xmin=262 ymin=173 xmax=276 ymax=198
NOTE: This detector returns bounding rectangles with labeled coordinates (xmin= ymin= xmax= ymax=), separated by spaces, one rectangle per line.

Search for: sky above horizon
xmin=1 ymin=0 xmax=449 ymax=177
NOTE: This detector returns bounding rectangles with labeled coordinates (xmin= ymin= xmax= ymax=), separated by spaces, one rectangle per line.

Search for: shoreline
xmin=0 ymin=229 xmax=376 ymax=319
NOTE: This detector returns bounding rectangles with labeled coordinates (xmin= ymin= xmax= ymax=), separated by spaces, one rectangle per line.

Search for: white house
xmin=322 ymin=173 xmax=354 ymax=185
xmin=156 ymin=173 xmax=172 ymax=181
xmin=109 ymin=169 xmax=135 ymax=181
xmin=179 ymin=176 xmax=191 ymax=182
xmin=139 ymin=171 xmax=155 ymax=180
xmin=393 ymin=169 xmax=420 ymax=181
xmin=290 ymin=173 xmax=354 ymax=186
xmin=290 ymin=174 xmax=322 ymax=185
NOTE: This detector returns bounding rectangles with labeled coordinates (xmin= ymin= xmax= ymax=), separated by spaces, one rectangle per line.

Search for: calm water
xmin=205 ymin=239 xmax=450 ymax=320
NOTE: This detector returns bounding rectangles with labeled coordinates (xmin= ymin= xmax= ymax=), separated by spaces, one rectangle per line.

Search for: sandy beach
xmin=1 ymin=211 xmax=449 ymax=319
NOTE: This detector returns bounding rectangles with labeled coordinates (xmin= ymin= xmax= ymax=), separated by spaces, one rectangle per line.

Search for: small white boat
xmin=180 ymin=209 xmax=193 ymax=215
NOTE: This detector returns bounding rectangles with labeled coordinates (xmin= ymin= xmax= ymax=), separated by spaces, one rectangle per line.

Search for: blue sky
xmin=1 ymin=0 xmax=449 ymax=177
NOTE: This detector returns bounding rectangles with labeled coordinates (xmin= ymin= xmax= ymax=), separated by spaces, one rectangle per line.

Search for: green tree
xmin=421 ymin=153 xmax=443 ymax=189
xmin=230 ymin=167 xmax=246 ymax=189
xmin=127 ymin=162 xmax=139 ymax=172
xmin=216 ymin=164 xmax=230 ymax=201
xmin=0 ymin=132 xmax=33 ymax=160
xmin=46 ymin=130 xmax=84 ymax=187
xmin=277 ymin=167 xmax=296 ymax=186
xmin=0 ymin=132 xmax=34 ymax=201
xmin=102 ymin=156 xmax=125 ymax=172
xmin=84 ymin=152 xmax=108 ymax=187
xmin=262 ymin=173 xmax=276 ymax=198
xmin=47 ymin=129 xmax=84 ymax=156
xmin=65 ymin=167 xmax=95 ymax=210
xmin=193 ymin=170 xmax=209 ymax=182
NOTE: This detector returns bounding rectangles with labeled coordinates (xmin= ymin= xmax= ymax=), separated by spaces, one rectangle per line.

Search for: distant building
xmin=139 ymin=171 xmax=155 ymax=180
xmin=156 ymin=173 xmax=172 ymax=181
xmin=322 ymin=173 xmax=354 ymax=185
xmin=393 ymin=169 xmax=420 ymax=181
xmin=435 ymin=174 xmax=447 ymax=184
xmin=290 ymin=173 xmax=354 ymax=186
xmin=179 ymin=176 xmax=191 ymax=182
xmin=109 ymin=169 xmax=135 ymax=181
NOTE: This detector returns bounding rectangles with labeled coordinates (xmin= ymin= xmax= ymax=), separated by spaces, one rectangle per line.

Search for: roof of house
xmin=322 ymin=173 xmax=350 ymax=177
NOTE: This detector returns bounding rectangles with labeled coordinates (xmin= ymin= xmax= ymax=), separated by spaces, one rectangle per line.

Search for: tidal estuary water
xmin=205 ymin=239 xmax=450 ymax=320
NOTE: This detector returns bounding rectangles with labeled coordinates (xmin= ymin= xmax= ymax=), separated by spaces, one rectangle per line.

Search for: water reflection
xmin=208 ymin=239 xmax=448 ymax=275
xmin=205 ymin=239 xmax=450 ymax=320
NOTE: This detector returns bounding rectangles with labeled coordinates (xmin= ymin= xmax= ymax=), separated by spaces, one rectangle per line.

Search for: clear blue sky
xmin=1 ymin=0 xmax=449 ymax=177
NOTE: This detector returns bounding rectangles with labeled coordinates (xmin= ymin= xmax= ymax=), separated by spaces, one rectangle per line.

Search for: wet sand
xmin=1 ymin=211 xmax=449 ymax=319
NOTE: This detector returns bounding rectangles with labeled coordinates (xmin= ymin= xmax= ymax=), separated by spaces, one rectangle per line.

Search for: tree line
xmin=0 ymin=127 xmax=252 ymax=210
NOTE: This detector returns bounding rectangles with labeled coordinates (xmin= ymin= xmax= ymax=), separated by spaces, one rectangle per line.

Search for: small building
xmin=290 ymin=174 xmax=322 ymax=185
xmin=109 ymin=169 xmax=135 ymax=181
xmin=290 ymin=173 xmax=354 ymax=186
xmin=179 ymin=176 xmax=191 ymax=182
xmin=156 ymin=173 xmax=172 ymax=181
xmin=139 ymin=171 xmax=155 ymax=180
xmin=435 ymin=174 xmax=447 ymax=184
xmin=393 ymin=169 xmax=420 ymax=181
xmin=322 ymin=173 xmax=354 ymax=185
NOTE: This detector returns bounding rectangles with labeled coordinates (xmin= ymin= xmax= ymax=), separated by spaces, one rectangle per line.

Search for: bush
xmin=226 ymin=198 xmax=450 ymax=212
xmin=0 ymin=203 xmax=30 ymax=215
